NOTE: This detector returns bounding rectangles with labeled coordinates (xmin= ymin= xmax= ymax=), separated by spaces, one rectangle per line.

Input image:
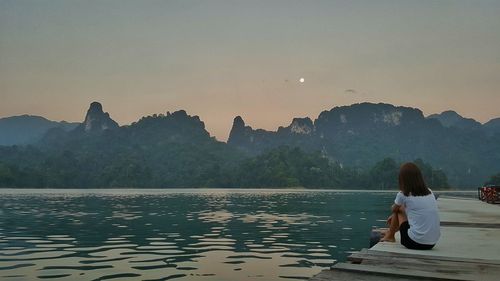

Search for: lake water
xmin=0 ymin=189 xmax=401 ymax=280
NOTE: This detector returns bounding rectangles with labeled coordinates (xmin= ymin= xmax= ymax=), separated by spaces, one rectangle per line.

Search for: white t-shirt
xmin=394 ymin=191 xmax=441 ymax=245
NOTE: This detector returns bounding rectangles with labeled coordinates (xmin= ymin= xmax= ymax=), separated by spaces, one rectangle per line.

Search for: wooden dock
xmin=310 ymin=196 xmax=500 ymax=281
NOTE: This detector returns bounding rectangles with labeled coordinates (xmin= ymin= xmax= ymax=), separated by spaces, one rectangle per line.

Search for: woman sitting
xmin=381 ymin=162 xmax=440 ymax=250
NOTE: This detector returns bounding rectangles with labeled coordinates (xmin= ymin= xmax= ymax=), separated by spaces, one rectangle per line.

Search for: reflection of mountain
xmin=0 ymin=190 xmax=391 ymax=280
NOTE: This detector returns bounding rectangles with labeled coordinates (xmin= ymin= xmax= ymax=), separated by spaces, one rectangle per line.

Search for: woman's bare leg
xmin=381 ymin=206 xmax=407 ymax=242
xmin=381 ymin=213 xmax=399 ymax=242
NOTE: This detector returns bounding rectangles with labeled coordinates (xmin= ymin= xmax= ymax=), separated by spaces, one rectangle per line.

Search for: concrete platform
xmin=372 ymin=196 xmax=500 ymax=261
xmin=372 ymin=226 xmax=500 ymax=262
xmin=310 ymin=196 xmax=500 ymax=281
xmin=309 ymin=268 xmax=427 ymax=281
xmin=438 ymin=197 xmax=500 ymax=226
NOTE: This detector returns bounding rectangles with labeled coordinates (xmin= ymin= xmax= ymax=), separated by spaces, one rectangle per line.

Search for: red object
xmin=478 ymin=186 xmax=500 ymax=203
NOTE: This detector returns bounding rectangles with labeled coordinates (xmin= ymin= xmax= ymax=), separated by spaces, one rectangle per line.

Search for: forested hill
xmin=228 ymin=103 xmax=500 ymax=187
xmin=0 ymin=115 xmax=78 ymax=146
xmin=0 ymin=102 xmax=499 ymax=189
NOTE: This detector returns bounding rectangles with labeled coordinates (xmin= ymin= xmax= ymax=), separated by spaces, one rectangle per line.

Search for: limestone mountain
xmin=228 ymin=103 xmax=430 ymax=156
xmin=30 ymin=105 xmax=240 ymax=188
xmin=227 ymin=102 xmax=500 ymax=187
xmin=74 ymin=102 xmax=119 ymax=134
xmin=282 ymin=118 xmax=314 ymax=135
xmin=41 ymin=103 xmax=218 ymax=150
xmin=1 ymin=101 xmax=498 ymax=188
xmin=228 ymin=115 xmax=318 ymax=155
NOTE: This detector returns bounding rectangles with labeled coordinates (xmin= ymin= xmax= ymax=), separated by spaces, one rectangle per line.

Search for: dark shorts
xmin=400 ymin=221 xmax=435 ymax=250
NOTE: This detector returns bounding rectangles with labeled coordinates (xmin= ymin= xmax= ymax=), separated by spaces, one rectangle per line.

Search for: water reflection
xmin=0 ymin=189 xmax=393 ymax=280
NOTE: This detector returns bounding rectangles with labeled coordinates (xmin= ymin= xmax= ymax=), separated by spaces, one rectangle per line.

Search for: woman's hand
xmin=391 ymin=204 xmax=401 ymax=213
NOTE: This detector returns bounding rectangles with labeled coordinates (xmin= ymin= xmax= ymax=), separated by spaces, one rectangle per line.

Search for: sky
xmin=1 ymin=0 xmax=499 ymax=141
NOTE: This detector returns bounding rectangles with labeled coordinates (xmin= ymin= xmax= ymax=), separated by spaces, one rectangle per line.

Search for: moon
xmin=299 ymin=77 xmax=305 ymax=83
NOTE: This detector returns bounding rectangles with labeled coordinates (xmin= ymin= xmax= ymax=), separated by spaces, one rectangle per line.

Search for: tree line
xmin=0 ymin=145 xmax=452 ymax=189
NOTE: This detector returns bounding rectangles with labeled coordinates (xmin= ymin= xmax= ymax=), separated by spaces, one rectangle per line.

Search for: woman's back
xmin=395 ymin=191 xmax=440 ymax=245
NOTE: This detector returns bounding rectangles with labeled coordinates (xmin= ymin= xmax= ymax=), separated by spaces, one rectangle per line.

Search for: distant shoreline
xmin=0 ymin=188 xmax=476 ymax=194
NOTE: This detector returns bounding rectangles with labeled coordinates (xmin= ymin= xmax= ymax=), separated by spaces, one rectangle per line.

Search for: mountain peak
xmin=233 ymin=116 xmax=245 ymax=128
xmin=88 ymin=102 xmax=104 ymax=114
xmin=314 ymin=103 xmax=424 ymax=138
xmin=78 ymin=102 xmax=118 ymax=133
xmin=441 ymin=110 xmax=460 ymax=115
xmin=484 ymin=117 xmax=500 ymax=136
xmin=227 ymin=116 xmax=251 ymax=145
xmin=428 ymin=110 xmax=461 ymax=121
xmin=427 ymin=110 xmax=481 ymax=130
xmin=288 ymin=117 xmax=313 ymax=135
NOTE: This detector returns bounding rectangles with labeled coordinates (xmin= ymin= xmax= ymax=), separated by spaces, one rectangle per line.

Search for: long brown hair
xmin=399 ymin=162 xmax=431 ymax=196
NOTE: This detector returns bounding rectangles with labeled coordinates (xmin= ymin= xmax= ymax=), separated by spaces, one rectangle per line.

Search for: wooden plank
xmin=344 ymin=250 xmax=500 ymax=281
xmin=370 ymin=227 xmax=500 ymax=262
xmin=309 ymin=198 xmax=500 ymax=281
xmin=309 ymin=269 xmax=431 ymax=281
xmin=350 ymin=249 xmax=493 ymax=268
xmin=353 ymin=249 xmax=500 ymax=265
xmin=355 ymin=253 xmax=500 ymax=280
xmin=332 ymin=263 xmax=472 ymax=281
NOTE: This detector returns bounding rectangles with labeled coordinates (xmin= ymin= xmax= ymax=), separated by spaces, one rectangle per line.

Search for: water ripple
xmin=0 ymin=189 xmax=394 ymax=280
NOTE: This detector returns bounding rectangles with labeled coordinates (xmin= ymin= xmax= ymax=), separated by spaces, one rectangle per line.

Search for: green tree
xmin=0 ymin=163 xmax=14 ymax=187
xmin=234 ymin=146 xmax=342 ymax=188
xmin=414 ymin=158 xmax=449 ymax=189
xmin=369 ymin=158 xmax=399 ymax=189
